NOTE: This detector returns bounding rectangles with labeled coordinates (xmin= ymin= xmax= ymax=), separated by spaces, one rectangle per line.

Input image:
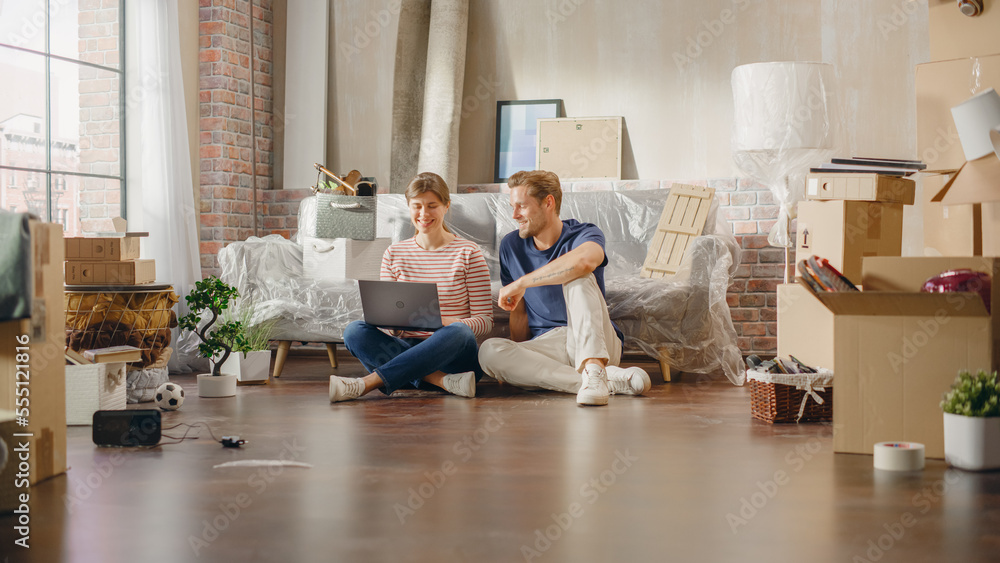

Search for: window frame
xmin=0 ymin=1 xmax=127 ymax=228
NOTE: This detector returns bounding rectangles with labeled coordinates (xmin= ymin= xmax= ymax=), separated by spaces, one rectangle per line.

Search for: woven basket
xmin=747 ymin=368 xmax=833 ymax=424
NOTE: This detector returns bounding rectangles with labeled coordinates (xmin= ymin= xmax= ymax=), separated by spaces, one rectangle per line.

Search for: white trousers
xmin=479 ymin=274 xmax=622 ymax=394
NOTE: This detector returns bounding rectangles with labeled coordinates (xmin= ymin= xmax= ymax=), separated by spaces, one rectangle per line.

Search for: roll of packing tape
xmin=874 ymin=442 xmax=925 ymax=471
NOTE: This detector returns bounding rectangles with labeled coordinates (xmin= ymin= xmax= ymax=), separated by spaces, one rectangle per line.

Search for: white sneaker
xmin=577 ymin=364 xmax=609 ymax=406
xmin=442 ymin=371 xmax=476 ymax=398
xmin=330 ymin=375 xmax=365 ymax=402
xmin=606 ymin=365 xmax=651 ymax=396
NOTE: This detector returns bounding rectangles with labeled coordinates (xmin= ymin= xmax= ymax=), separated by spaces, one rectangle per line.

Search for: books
xmin=82 ymin=345 xmax=142 ymax=363
xmin=65 ymin=348 xmax=93 ymax=365
xmin=810 ymin=157 xmax=926 ymax=177
xmin=797 ymin=255 xmax=859 ymax=293
xmin=836 ymin=157 xmax=926 ymax=170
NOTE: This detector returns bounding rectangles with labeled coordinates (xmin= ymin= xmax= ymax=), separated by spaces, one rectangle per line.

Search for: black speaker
xmin=92 ymin=410 xmax=161 ymax=447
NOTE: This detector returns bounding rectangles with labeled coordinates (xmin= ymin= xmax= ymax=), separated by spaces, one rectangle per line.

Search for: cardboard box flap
xmin=930 ymin=156 xmax=1000 ymax=204
xmin=798 ymin=280 xmax=988 ymax=317
xmin=863 ymin=256 xmax=1000 ymax=292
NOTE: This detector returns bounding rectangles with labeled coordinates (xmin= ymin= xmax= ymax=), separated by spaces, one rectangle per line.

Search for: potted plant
xmin=941 ymin=369 xmax=1000 ymax=471
xmin=178 ymin=276 xmax=247 ymax=397
xmin=211 ymin=301 xmax=276 ymax=385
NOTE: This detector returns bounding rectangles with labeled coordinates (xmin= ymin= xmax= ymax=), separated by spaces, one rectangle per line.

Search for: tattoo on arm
xmin=530 ymin=267 xmax=573 ymax=285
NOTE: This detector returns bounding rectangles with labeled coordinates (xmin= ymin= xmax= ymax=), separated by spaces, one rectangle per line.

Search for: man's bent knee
xmin=478 ymin=338 xmax=515 ymax=377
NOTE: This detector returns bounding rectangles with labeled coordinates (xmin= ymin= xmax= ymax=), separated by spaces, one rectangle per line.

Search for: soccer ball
xmin=155 ymin=382 xmax=185 ymax=411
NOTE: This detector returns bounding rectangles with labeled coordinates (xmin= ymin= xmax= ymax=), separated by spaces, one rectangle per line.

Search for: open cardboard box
xmin=777 ymin=256 xmax=1000 ymax=458
xmin=917 ymin=53 xmax=1000 ymax=255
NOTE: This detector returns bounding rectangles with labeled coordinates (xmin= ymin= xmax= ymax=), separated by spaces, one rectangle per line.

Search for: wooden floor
xmin=3 ymin=351 xmax=1000 ymax=563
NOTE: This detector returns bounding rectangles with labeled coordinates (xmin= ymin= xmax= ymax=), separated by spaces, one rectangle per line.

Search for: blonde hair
xmin=507 ymin=170 xmax=562 ymax=214
xmin=405 ymin=172 xmax=452 ymax=233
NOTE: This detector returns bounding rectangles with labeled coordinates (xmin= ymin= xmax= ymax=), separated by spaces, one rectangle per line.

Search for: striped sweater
xmin=380 ymin=236 xmax=494 ymax=339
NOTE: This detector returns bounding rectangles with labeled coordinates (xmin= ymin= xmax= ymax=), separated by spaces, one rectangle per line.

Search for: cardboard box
xmin=778 ymin=256 xmax=1000 ymax=458
xmin=537 ymin=117 xmax=623 ymax=181
xmin=805 ymin=173 xmax=915 ymax=205
xmin=65 ymin=236 xmax=141 ymax=261
xmin=917 ymin=54 xmax=1000 ymax=255
xmin=777 ymin=284 xmax=990 ymax=459
xmin=929 ymin=0 xmax=1000 ymax=63
xmin=65 ymin=362 xmax=127 ymax=425
xmin=863 ymin=256 xmax=1000 ymax=369
xmin=0 ymin=410 xmax=20 ymax=513
xmin=65 ymin=259 xmax=156 ymax=285
xmin=302 ymin=237 xmax=390 ymax=281
xmin=921 ymin=174 xmax=981 ymax=256
xmin=795 ymin=200 xmax=904 ymax=284
xmin=0 ymin=222 xmax=67 ymax=485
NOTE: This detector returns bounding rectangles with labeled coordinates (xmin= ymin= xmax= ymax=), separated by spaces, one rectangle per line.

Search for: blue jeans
xmin=342 ymin=320 xmax=484 ymax=395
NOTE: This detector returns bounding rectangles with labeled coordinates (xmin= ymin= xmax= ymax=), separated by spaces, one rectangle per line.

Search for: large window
xmin=0 ymin=0 xmax=125 ymax=235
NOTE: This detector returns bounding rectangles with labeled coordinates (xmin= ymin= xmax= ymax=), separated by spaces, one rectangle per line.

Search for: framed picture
xmin=494 ymin=99 xmax=564 ymax=183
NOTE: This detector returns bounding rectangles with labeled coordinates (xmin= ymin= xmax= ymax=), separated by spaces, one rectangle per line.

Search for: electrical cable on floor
xmin=160 ymin=421 xmax=225 ymax=446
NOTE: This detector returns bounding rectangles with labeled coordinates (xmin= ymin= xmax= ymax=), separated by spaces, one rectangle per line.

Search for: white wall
xmin=326 ymin=0 xmax=400 ymax=189
xmin=456 ymin=0 xmax=929 ymax=183
xmin=308 ymin=0 xmax=928 ymax=188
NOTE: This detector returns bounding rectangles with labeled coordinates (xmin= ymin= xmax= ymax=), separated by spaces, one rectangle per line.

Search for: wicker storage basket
xmin=747 ymin=368 xmax=833 ymax=424
xmin=64 ymin=286 xmax=179 ymax=368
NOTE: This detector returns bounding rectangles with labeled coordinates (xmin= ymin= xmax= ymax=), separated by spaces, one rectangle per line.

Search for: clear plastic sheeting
xmin=219 ymin=234 xmax=362 ymax=342
xmin=609 ymin=235 xmax=743 ymax=385
xmin=220 ymin=190 xmax=744 ymax=383
xmin=732 ymin=62 xmax=838 ymax=247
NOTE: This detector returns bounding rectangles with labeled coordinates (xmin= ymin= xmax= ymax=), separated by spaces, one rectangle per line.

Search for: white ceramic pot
xmin=212 ymin=350 xmax=270 ymax=384
xmin=943 ymin=412 xmax=1000 ymax=471
xmin=197 ymin=373 xmax=237 ymax=398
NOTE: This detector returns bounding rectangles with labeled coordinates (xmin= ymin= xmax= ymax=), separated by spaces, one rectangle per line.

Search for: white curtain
xmin=128 ymin=1 xmax=203 ymax=372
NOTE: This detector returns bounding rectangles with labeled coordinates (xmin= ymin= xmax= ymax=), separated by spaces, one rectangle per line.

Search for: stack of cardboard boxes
xmin=795 ymin=173 xmax=913 ymax=284
xmin=0 ymin=222 xmax=67 ymax=490
xmin=777 ymin=4 xmax=1000 ymax=459
xmin=64 ymin=231 xmax=154 ymax=286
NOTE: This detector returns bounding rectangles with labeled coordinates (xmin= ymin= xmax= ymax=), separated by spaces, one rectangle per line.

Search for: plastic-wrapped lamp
xmin=732 ymin=62 xmax=838 ymax=282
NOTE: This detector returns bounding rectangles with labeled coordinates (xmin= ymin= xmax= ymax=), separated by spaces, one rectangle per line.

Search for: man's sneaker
xmin=330 ymin=375 xmax=365 ymax=402
xmin=577 ymin=364 xmax=610 ymax=406
xmin=442 ymin=371 xmax=476 ymax=398
xmin=606 ymin=365 xmax=651 ymax=396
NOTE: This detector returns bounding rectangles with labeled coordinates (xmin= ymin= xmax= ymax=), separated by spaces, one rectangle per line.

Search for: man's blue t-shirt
xmin=500 ymin=219 xmax=623 ymax=343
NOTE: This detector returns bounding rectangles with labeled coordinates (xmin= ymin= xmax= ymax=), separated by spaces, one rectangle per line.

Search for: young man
xmin=478 ymin=170 xmax=651 ymax=406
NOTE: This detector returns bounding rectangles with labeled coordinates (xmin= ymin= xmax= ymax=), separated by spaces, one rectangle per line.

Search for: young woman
xmin=332 ymin=172 xmax=494 ymax=401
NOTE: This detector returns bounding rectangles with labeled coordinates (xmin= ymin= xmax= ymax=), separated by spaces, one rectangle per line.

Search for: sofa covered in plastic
xmin=218 ymin=189 xmax=745 ymax=384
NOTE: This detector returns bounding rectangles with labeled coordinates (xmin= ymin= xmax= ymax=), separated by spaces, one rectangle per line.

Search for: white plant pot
xmin=943 ymin=412 xmax=1000 ymax=471
xmin=212 ymin=350 xmax=271 ymax=384
xmin=197 ymin=373 xmax=237 ymax=398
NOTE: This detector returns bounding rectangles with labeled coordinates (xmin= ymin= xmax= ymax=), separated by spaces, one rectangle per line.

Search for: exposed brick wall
xmin=457 ymin=178 xmax=785 ymax=359
xmin=724 ymin=178 xmax=788 ymax=359
xmin=255 ymin=187 xmax=311 ymax=239
xmin=76 ymin=0 xmax=122 ymax=235
xmin=198 ymin=0 xmax=274 ymax=276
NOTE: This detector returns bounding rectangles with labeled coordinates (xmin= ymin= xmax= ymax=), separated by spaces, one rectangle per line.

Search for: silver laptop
xmin=357 ymin=280 xmax=443 ymax=331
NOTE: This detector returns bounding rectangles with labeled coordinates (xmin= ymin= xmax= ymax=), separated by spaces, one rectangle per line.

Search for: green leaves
xmin=941 ymin=370 xmax=1000 ymax=418
xmin=177 ymin=276 xmax=244 ymax=376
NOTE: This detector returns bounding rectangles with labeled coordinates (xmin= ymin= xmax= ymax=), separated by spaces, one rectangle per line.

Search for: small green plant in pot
xmin=215 ymin=300 xmax=276 ymax=384
xmin=178 ymin=276 xmax=247 ymax=397
xmin=941 ymin=370 xmax=1000 ymax=471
